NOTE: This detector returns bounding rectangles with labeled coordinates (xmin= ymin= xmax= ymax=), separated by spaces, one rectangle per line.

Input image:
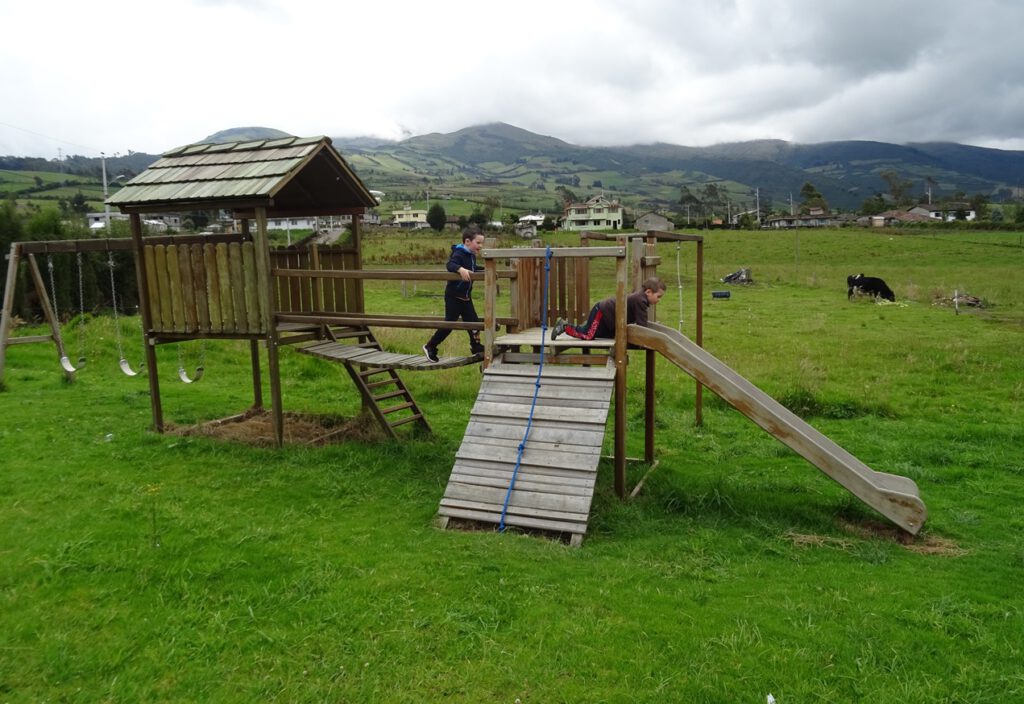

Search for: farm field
xmin=1 ymin=228 xmax=1022 ymax=702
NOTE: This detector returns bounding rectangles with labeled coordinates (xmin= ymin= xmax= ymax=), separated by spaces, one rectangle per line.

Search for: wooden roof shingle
xmin=108 ymin=135 xmax=377 ymax=215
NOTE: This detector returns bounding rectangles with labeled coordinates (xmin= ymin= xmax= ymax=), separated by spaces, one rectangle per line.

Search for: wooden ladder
xmin=334 ymin=327 xmax=432 ymax=437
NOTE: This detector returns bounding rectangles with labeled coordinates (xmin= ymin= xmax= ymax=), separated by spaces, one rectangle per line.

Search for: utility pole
xmin=755 ymin=187 xmax=760 ymax=226
xmin=789 ymin=192 xmax=794 ymax=216
xmin=101 ymin=152 xmax=111 ymax=231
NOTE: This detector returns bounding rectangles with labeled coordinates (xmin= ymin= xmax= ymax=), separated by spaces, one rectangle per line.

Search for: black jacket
xmin=444 ymin=244 xmax=484 ymax=299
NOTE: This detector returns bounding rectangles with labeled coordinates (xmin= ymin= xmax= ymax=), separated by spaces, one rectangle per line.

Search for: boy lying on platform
xmin=551 ymin=277 xmax=666 ymax=341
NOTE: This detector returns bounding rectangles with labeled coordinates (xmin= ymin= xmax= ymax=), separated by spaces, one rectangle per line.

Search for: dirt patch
xmin=785 ymin=520 xmax=966 ymax=557
xmin=166 ymin=410 xmax=385 ymax=446
xmin=838 ymin=518 xmax=967 ymax=556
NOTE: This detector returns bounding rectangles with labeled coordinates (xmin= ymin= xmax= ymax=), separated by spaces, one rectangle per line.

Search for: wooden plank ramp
xmin=438 ymin=358 xmax=615 ymax=545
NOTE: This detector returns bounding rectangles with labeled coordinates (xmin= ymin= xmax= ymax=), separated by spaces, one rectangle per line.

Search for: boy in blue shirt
xmin=423 ymin=228 xmax=486 ymax=362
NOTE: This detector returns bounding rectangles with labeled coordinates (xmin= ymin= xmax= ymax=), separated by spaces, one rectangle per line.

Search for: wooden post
xmin=0 ymin=243 xmax=22 ymax=385
xmin=695 ymin=239 xmax=704 ymax=426
xmin=483 ymin=257 xmax=497 ymax=369
xmin=26 ymin=253 xmax=73 ymax=382
xmin=644 ymin=235 xmax=657 ymax=462
xmin=250 ymin=340 xmax=263 ymax=410
xmin=351 ymin=214 xmax=364 ymax=314
xmin=310 ymin=243 xmax=323 ymax=312
xmin=614 ymin=237 xmax=628 ymax=498
xmin=254 ymin=207 xmax=283 ymax=446
xmin=131 ymin=213 xmax=163 ymax=431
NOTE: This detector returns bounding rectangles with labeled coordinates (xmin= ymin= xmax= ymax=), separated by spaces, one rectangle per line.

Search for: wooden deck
xmin=495 ymin=326 xmax=615 ymax=349
xmin=438 ymin=357 xmax=616 ymax=544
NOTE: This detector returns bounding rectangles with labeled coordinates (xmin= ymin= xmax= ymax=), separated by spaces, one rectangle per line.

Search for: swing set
xmin=0 ymin=236 xmax=206 ymax=385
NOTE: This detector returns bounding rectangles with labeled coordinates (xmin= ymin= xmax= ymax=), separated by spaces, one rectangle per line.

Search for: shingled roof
xmin=107 ymin=136 xmax=377 ymax=214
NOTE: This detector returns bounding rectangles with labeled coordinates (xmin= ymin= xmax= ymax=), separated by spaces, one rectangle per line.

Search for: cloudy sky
xmin=3 ymin=0 xmax=1023 ymax=158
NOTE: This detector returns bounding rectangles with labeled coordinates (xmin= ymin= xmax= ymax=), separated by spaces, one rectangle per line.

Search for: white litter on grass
xmin=767 ymin=695 xmax=776 ymax=704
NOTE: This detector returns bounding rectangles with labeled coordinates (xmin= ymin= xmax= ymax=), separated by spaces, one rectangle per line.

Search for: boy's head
xmin=641 ymin=277 xmax=666 ymax=305
xmin=462 ymin=227 xmax=485 ymax=253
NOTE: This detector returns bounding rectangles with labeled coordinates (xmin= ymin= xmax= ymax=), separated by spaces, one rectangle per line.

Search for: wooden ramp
xmin=438 ymin=358 xmax=616 ymax=545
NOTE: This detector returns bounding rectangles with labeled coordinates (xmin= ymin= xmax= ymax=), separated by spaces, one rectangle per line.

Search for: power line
xmin=0 ymin=119 xmax=100 ymax=154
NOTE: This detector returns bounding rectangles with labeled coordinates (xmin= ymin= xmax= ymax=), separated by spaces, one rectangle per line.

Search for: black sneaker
xmin=422 ymin=344 xmax=439 ymax=363
xmin=470 ymin=344 xmax=485 ymax=356
xmin=551 ymin=318 xmax=567 ymax=340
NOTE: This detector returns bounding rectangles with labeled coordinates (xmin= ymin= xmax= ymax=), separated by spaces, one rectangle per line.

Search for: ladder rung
xmin=358 ymin=368 xmax=389 ymax=378
xmin=380 ymin=401 xmax=415 ymax=415
xmin=374 ymin=389 xmax=407 ymax=402
xmin=365 ymin=378 xmax=399 ymax=389
xmin=389 ymin=414 xmax=424 ymax=428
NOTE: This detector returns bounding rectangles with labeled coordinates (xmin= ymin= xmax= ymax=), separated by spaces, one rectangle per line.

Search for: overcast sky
xmin=3 ymin=0 xmax=1023 ymax=158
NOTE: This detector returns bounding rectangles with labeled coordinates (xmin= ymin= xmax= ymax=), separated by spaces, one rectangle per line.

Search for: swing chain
xmin=107 ymin=252 xmax=126 ymax=359
xmin=46 ymin=255 xmax=60 ymax=320
xmin=76 ymin=252 xmax=87 ymax=358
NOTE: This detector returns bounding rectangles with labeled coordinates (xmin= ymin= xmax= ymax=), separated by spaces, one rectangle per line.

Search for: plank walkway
xmin=297 ymin=340 xmax=481 ymax=371
xmin=438 ymin=358 xmax=616 ymax=544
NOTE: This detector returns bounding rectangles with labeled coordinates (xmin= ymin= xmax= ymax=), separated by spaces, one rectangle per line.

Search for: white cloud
xmin=1 ymin=0 xmax=1022 ymax=156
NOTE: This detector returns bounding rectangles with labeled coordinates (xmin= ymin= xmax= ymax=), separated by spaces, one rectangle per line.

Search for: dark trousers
xmin=565 ymin=305 xmax=610 ymax=340
xmin=426 ymin=295 xmax=482 ymax=351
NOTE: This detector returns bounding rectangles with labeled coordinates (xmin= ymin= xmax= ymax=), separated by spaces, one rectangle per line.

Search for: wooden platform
xmin=438 ymin=358 xmax=616 ymax=544
xmin=297 ymin=340 xmax=481 ymax=370
xmin=495 ymin=326 xmax=615 ymax=349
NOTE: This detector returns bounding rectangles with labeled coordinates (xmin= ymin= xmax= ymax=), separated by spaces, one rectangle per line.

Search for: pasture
xmin=1 ymin=227 xmax=1022 ymax=702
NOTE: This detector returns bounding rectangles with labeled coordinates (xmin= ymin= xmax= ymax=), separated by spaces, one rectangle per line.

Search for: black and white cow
xmin=847 ymin=273 xmax=895 ymax=301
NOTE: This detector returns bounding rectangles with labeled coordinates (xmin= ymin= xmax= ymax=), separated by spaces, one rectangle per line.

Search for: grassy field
xmin=1 ymin=228 xmax=1022 ymax=702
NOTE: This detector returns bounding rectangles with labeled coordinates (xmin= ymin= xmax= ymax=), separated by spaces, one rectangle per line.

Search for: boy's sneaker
xmin=551 ymin=318 xmax=567 ymax=340
xmin=422 ymin=344 xmax=439 ymax=363
xmin=470 ymin=344 xmax=485 ymax=356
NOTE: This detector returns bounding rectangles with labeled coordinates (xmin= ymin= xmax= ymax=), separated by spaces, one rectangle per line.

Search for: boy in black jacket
xmin=423 ymin=228 xmax=486 ymax=362
xmin=552 ymin=277 xmax=666 ymax=341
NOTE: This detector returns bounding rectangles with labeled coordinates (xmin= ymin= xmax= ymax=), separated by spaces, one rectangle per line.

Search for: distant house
xmin=765 ymin=213 xmax=843 ymax=228
xmin=393 ymin=206 xmax=428 ymax=229
xmin=88 ymin=211 xmax=181 ymax=231
xmin=634 ymin=211 xmax=674 ymax=231
xmin=908 ymin=203 xmax=977 ymax=222
xmin=868 ymin=209 xmax=934 ymax=227
xmin=518 ymin=213 xmax=546 ymax=225
xmin=563 ymin=195 xmax=623 ymax=231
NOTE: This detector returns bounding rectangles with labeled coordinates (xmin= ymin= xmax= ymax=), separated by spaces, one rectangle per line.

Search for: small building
xmin=393 ymin=206 xmax=427 ymax=228
xmin=765 ymin=213 xmax=843 ymax=228
xmin=634 ymin=211 xmax=674 ymax=231
xmin=563 ymin=195 xmax=623 ymax=231
xmin=908 ymin=203 xmax=977 ymax=222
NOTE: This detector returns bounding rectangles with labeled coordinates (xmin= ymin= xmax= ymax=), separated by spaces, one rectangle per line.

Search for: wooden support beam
xmin=614 ymin=237 xmax=628 ymax=498
xmin=0 ymin=243 xmax=22 ymax=384
xmin=131 ymin=213 xmax=163 ymax=431
xmin=25 ymin=253 xmax=73 ymax=382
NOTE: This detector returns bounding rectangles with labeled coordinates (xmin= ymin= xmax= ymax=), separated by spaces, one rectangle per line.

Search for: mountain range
xmin=6 ymin=124 xmax=1023 ymax=216
xmin=206 ymin=123 xmax=1024 ymax=214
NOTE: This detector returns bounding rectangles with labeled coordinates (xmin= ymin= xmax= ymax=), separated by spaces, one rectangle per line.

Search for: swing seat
xmin=178 ymin=365 xmax=204 ymax=384
xmin=59 ymin=355 xmax=79 ymax=373
xmin=119 ymin=358 xmax=145 ymax=377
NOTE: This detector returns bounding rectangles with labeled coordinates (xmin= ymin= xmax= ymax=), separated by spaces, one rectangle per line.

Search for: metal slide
xmin=627 ymin=322 xmax=927 ymax=534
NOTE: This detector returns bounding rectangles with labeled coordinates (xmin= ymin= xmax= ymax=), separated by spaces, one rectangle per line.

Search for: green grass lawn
xmin=1 ymin=228 xmax=1022 ymax=702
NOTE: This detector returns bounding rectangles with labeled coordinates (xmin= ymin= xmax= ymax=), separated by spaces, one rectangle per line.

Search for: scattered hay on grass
xmin=166 ymin=410 xmax=385 ymax=446
xmin=785 ymin=520 xmax=966 ymax=557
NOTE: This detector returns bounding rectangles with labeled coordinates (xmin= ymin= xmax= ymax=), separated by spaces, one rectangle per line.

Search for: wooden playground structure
xmin=0 ymin=135 xmax=927 ymax=544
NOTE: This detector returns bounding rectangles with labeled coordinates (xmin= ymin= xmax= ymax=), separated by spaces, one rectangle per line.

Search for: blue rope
xmin=499 ymin=246 xmax=553 ymax=532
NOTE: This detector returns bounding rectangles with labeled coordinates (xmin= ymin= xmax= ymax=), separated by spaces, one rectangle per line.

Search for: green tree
xmin=426 ymin=203 xmax=447 ymax=232
xmin=881 ymin=170 xmax=915 ymax=206
xmin=860 ymin=193 xmax=887 ymax=215
xmin=799 ymin=181 xmax=829 ymax=213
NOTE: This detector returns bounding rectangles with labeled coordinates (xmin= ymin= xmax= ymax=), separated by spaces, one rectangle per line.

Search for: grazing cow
xmin=847 ymin=273 xmax=895 ymax=301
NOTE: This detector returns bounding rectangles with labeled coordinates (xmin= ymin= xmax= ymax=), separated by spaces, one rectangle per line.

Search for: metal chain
xmin=107 ymin=252 xmax=126 ymax=359
xmin=676 ymin=242 xmax=684 ymax=332
xmin=46 ymin=255 xmax=61 ymax=320
xmin=76 ymin=252 xmax=86 ymax=361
